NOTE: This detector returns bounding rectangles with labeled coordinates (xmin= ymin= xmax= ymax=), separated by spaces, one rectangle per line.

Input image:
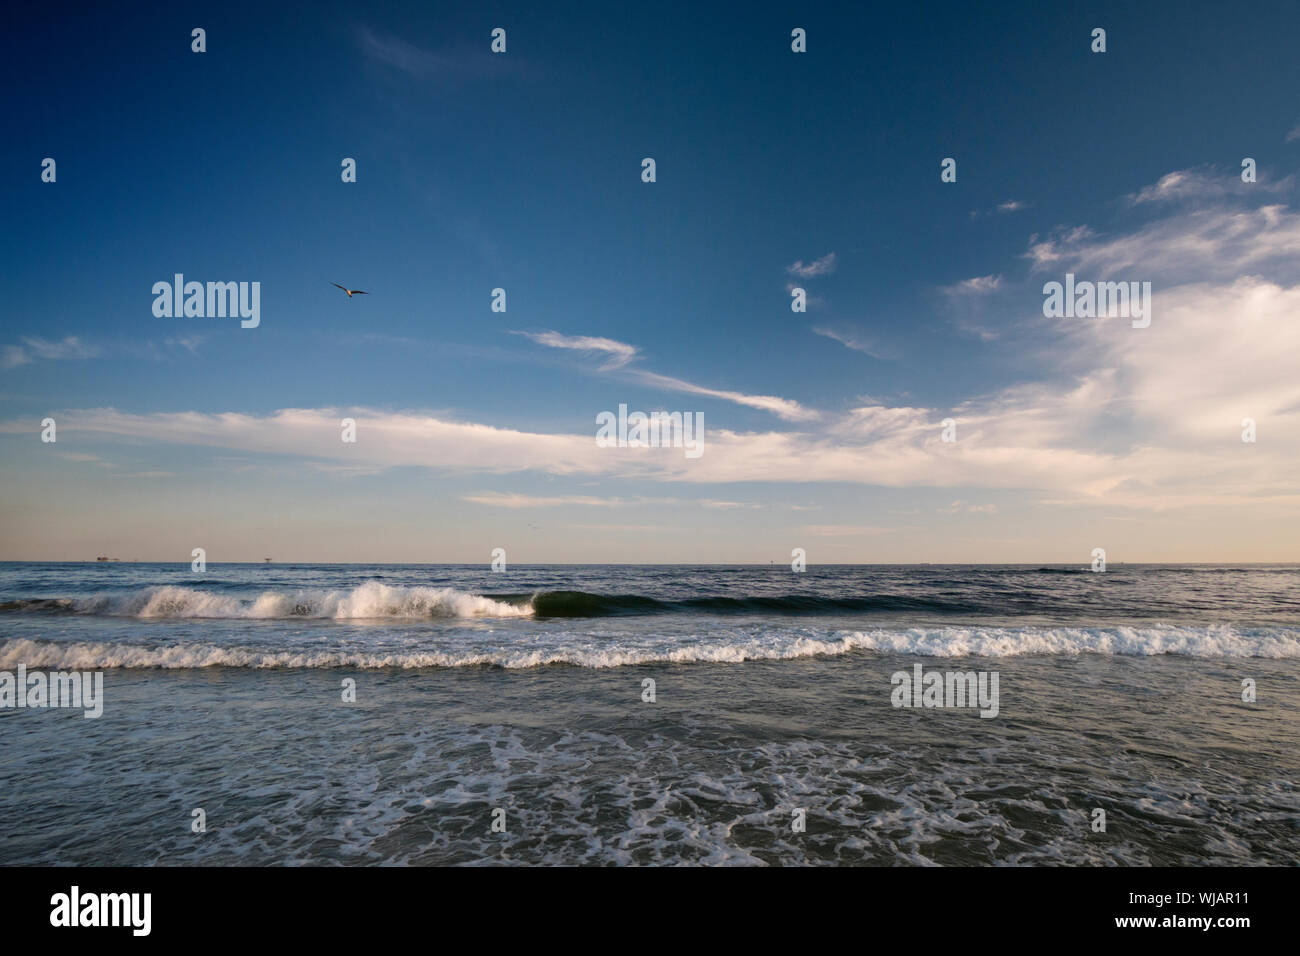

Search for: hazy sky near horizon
xmin=4 ymin=0 xmax=1300 ymax=563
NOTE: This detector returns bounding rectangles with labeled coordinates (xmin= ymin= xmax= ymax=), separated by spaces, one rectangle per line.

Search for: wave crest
xmin=65 ymin=582 xmax=534 ymax=620
xmin=2 ymin=623 xmax=1297 ymax=672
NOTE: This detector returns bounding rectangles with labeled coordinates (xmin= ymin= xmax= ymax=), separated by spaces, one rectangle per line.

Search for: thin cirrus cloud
xmin=811 ymin=326 xmax=897 ymax=361
xmin=511 ymin=330 xmax=638 ymax=370
xmin=938 ymin=500 xmax=998 ymax=515
xmin=786 ymin=252 xmax=837 ymax=278
xmin=462 ymin=492 xmax=752 ymax=509
xmin=58 ymin=451 xmax=115 ymax=467
xmin=358 ymin=26 xmax=523 ymax=80
xmin=2 ymin=336 xmax=100 ymax=369
xmin=629 ymin=369 xmax=819 ymax=422
xmin=515 ymin=329 xmax=819 ymax=421
xmin=3 ymin=335 xmax=203 ymax=369
xmin=971 ymin=201 xmax=1028 ymax=219
xmin=464 ymin=492 xmax=639 ymax=508
xmin=1025 ymin=202 xmax=1300 ymax=283
xmin=943 ymin=274 xmax=1002 ymax=296
xmin=802 ymin=524 xmax=895 ymax=537
xmin=1125 ymin=166 xmax=1292 ymax=206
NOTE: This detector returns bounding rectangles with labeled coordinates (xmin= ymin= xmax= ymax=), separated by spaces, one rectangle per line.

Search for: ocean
xmin=1 ymin=562 xmax=1297 ymax=866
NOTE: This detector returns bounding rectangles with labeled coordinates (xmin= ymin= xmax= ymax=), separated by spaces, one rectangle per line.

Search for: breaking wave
xmin=4 ymin=585 xmax=1015 ymax=619
xmin=7 ymin=582 xmax=535 ymax=620
xmin=2 ymin=623 xmax=1297 ymax=671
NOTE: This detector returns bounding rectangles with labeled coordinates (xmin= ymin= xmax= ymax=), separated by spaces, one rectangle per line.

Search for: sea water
xmin=1 ymin=562 xmax=1296 ymax=865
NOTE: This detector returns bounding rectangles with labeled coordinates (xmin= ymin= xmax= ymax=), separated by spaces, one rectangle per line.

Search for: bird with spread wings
xmin=331 ymin=282 xmax=368 ymax=298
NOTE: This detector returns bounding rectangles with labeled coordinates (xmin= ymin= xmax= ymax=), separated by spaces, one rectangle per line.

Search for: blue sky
xmin=3 ymin=0 xmax=1300 ymax=562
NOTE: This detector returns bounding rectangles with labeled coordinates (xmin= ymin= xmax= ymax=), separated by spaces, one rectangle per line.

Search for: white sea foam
xmin=842 ymin=623 xmax=1300 ymax=659
xmin=18 ymin=721 xmax=1285 ymax=866
xmin=2 ymin=622 xmax=1297 ymax=671
xmin=70 ymin=582 xmax=533 ymax=620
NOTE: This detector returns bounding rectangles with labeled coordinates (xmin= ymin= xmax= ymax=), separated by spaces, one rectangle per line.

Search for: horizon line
xmin=2 ymin=559 xmax=1298 ymax=567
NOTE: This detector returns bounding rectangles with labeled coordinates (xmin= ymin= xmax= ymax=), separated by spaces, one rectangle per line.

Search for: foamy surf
xmin=64 ymin=582 xmax=534 ymax=620
xmin=3 ymin=622 xmax=1297 ymax=671
xmin=843 ymin=623 xmax=1300 ymax=659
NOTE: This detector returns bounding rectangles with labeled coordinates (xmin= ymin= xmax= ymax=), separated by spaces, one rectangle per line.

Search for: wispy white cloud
xmin=58 ymin=452 xmax=115 ymax=467
xmin=786 ymin=253 xmax=837 ymax=278
xmin=165 ymin=335 xmax=205 ymax=355
xmin=1026 ymin=203 xmax=1300 ymax=282
xmin=5 ymin=334 xmax=202 ymax=368
xmin=568 ymin=524 xmax=682 ymax=533
xmin=971 ymin=201 xmax=1029 ymax=219
xmin=512 ymin=330 xmax=638 ymax=370
xmin=943 ymin=274 xmax=1002 ymax=296
xmin=358 ymin=28 xmax=503 ymax=78
xmin=3 ymin=336 xmax=100 ymax=369
xmin=629 ymin=369 xmax=819 ymax=421
xmin=464 ymin=492 xmax=632 ymax=508
xmin=23 ymin=336 xmax=98 ymax=360
xmin=462 ymin=491 xmax=752 ymax=509
xmin=1131 ymin=169 xmax=1210 ymax=204
xmin=1126 ymin=166 xmax=1292 ymax=206
xmin=938 ymin=500 xmax=998 ymax=515
xmin=812 ymin=326 xmax=897 ymax=360
xmin=518 ymin=330 xmax=818 ymax=421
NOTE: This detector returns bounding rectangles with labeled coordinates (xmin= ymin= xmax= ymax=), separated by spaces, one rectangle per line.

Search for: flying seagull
xmin=331 ymin=282 xmax=368 ymax=298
